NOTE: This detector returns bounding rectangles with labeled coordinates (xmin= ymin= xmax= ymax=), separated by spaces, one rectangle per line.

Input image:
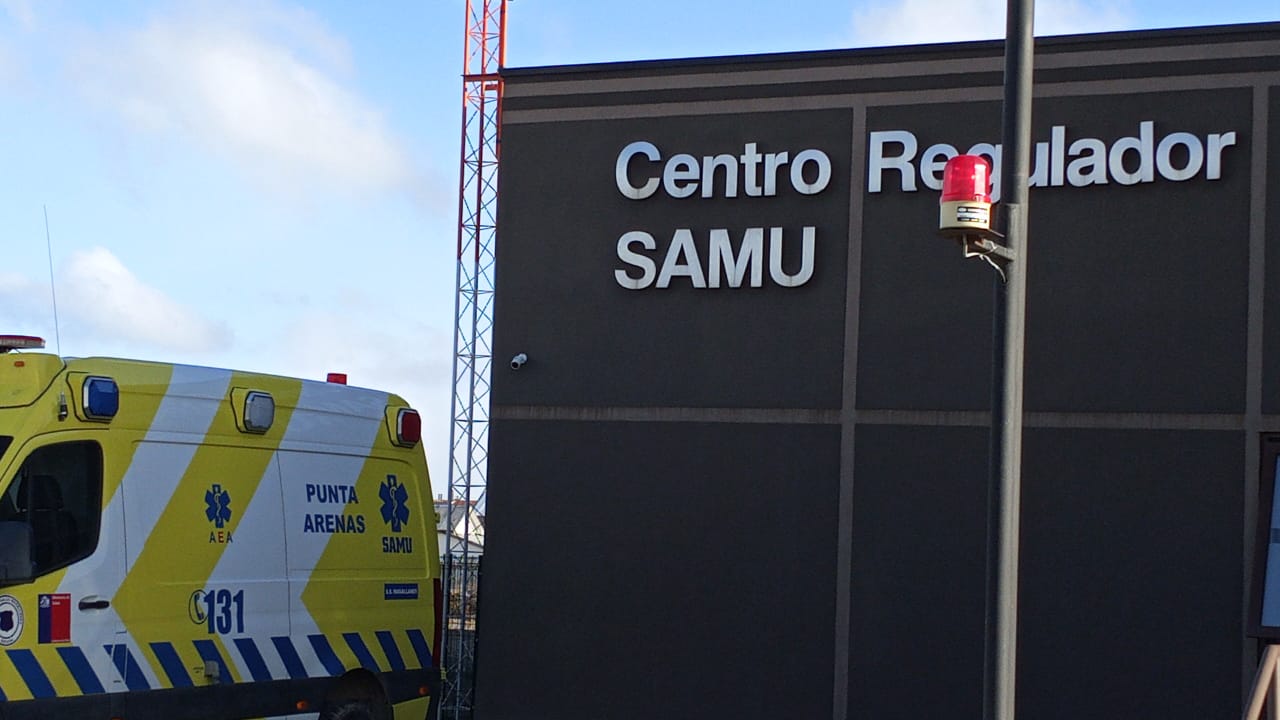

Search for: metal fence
xmin=440 ymin=556 xmax=481 ymax=720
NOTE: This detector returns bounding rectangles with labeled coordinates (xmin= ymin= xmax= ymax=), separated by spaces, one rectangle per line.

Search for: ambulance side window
xmin=0 ymin=441 xmax=103 ymax=575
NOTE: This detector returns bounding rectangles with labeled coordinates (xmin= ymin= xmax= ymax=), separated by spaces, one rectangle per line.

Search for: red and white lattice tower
xmin=443 ymin=0 xmax=506 ymax=716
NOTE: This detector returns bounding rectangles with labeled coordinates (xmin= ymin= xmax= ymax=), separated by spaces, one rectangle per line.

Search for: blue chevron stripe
xmin=375 ymin=630 xmax=406 ymax=672
xmin=193 ymin=640 xmax=230 ymax=684
xmin=234 ymin=638 xmax=272 ymax=682
xmin=308 ymin=634 xmax=345 ymax=677
xmin=0 ymin=632 xmax=429 ymax=703
xmin=57 ymin=647 xmax=105 ymax=694
xmin=272 ymin=636 xmax=307 ymax=679
xmin=105 ymin=644 xmax=150 ymax=691
xmin=151 ymin=642 xmax=194 ymax=688
xmin=343 ymin=632 xmax=380 ymax=672
xmin=406 ymin=629 xmax=432 ymax=669
xmin=9 ymin=649 xmax=56 ymax=698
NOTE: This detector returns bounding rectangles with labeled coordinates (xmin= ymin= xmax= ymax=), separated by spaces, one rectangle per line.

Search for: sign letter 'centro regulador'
xmin=610 ymin=122 xmax=1236 ymax=293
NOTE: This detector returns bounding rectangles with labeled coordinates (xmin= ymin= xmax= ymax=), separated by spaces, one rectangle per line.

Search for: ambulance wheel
xmin=319 ymin=698 xmax=388 ymax=720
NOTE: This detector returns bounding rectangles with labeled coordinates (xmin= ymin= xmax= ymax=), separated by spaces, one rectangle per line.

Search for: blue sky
xmin=0 ymin=0 xmax=1275 ymax=480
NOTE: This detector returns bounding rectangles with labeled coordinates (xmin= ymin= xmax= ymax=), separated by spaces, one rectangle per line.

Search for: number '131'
xmin=203 ymin=589 xmax=245 ymax=634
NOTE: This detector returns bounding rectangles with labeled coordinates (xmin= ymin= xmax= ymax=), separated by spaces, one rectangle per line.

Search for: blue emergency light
xmin=82 ymin=376 xmax=119 ymax=421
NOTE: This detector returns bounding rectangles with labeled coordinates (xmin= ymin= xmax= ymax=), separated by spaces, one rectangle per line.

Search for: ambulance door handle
xmin=78 ymin=597 xmax=110 ymax=611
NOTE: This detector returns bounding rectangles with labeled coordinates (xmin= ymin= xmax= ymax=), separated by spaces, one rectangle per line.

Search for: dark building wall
xmin=1264 ymin=85 xmax=1280 ymax=414
xmin=482 ymin=421 xmax=839 ymax=720
xmin=859 ymin=90 xmax=1252 ymax=413
xmin=491 ymin=110 xmax=852 ymax=410
xmin=1015 ymin=428 xmax=1243 ymax=720
xmin=479 ymin=23 xmax=1280 ymax=720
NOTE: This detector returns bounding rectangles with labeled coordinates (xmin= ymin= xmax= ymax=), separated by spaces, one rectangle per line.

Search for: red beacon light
xmin=938 ymin=155 xmax=1011 ymax=262
xmin=939 ymin=154 xmax=993 ymax=235
xmin=0 ymin=335 xmax=46 ymax=353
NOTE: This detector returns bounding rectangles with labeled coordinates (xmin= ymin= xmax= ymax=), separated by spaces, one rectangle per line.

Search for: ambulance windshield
xmin=0 ymin=437 xmax=9 ymax=464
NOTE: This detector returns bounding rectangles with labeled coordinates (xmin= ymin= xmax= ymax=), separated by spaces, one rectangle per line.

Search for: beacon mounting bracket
xmin=937 ymin=153 xmax=1015 ymax=279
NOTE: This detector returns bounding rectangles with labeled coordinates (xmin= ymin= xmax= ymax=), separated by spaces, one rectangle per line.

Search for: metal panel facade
xmin=481 ymin=24 xmax=1280 ymax=719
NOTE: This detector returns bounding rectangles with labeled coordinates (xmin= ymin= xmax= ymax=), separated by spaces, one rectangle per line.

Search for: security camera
xmin=510 ymin=353 xmax=528 ymax=370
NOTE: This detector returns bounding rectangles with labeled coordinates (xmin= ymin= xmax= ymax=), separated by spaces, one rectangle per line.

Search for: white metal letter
xmin=1067 ymin=138 xmax=1108 ymax=186
xmin=615 ymin=231 xmax=657 ymax=289
xmin=768 ymin=227 xmax=815 ymax=288
xmin=763 ymin=152 xmax=789 ymax=197
xmin=1206 ymin=132 xmax=1237 ymax=180
xmin=702 ymin=154 xmax=740 ymax=198
xmin=1156 ymin=132 xmax=1204 ymax=181
xmin=663 ymin=154 xmax=700 ymax=199
xmin=708 ymin=228 xmax=764 ymax=288
xmin=790 ymin=149 xmax=832 ymax=195
xmin=867 ymin=130 xmax=917 ymax=193
xmin=920 ymin=144 xmax=958 ymax=191
xmin=616 ymin=141 xmax=661 ymax=200
xmin=1029 ymin=141 xmax=1049 ymax=188
xmin=1107 ymin=121 xmax=1154 ymax=186
xmin=657 ymin=229 xmax=707 ymax=288
xmin=742 ymin=143 xmax=764 ymax=197
xmin=1051 ymin=126 xmax=1066 ymax=187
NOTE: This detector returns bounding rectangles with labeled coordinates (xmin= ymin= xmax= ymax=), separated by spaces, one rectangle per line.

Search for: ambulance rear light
xmin=0 ymin=335 xmax=45 ymax=353
xmin=392 ymin=408 xmax=421 ymax=447
xmin=82 ymin=376 xmax=119 ymax=421
xmin=326 ymin=373 xmax=347 ymax=385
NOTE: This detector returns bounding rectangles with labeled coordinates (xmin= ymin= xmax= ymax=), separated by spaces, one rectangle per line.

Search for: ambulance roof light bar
xmin=0 ymin=335 xmax=46 ymax=353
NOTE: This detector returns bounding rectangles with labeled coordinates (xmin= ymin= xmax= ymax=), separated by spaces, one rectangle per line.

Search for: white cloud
xmin=852 ymin=0 xmax=1134 ymax=46
xmin=0 ymin=270 xmax=37 ymax=296
xmin=0 ymin=0 xmax=34 ymax=87
xmin=0 ymin=271 xmax=47 ymax=333
xmin=270 ymin=307 xmax=455 ymax=475
xmin=70 ymin=2 xmax=411 ymax=197
xmin=60 ymin=247 xmax=231 ymax=353
xmin=0 ymin=0 xmax=35 ymax=31
xmin=275 ymin=309 xmax=453 ymax=403
xmin=0 ymin=41 xmax=18 ymax=86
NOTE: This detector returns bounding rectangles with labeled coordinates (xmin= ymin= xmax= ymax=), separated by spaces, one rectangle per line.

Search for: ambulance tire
xmin=319 ymin=698 xmax=388 ymax=720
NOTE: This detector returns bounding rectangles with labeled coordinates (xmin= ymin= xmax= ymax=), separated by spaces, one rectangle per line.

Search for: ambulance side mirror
xmin=0 ymin=522 xmax=33 ymax=585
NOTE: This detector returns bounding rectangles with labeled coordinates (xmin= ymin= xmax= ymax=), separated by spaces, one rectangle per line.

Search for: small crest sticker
xmin=0 ymin=595 xmax=24 ymax=646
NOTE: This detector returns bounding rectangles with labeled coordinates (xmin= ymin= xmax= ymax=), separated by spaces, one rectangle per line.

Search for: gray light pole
xmin=984 ymin=1 xmax=1034 ymax=720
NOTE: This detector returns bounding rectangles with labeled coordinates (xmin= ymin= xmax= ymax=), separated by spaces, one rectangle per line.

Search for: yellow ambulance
xmin=0 ymin=335 xmax=442 ymax=720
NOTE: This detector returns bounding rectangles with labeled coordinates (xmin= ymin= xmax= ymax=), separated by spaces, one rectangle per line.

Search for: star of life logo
xmin=379 ymin=475 xmax=414 ymax=555
xmin=205 ymin=484 xmax=232 ymax=528
xmin=379 ymin=475 xmax=410 ymax=533
xmin=205 ymin=483 xmax=234 ymax=544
